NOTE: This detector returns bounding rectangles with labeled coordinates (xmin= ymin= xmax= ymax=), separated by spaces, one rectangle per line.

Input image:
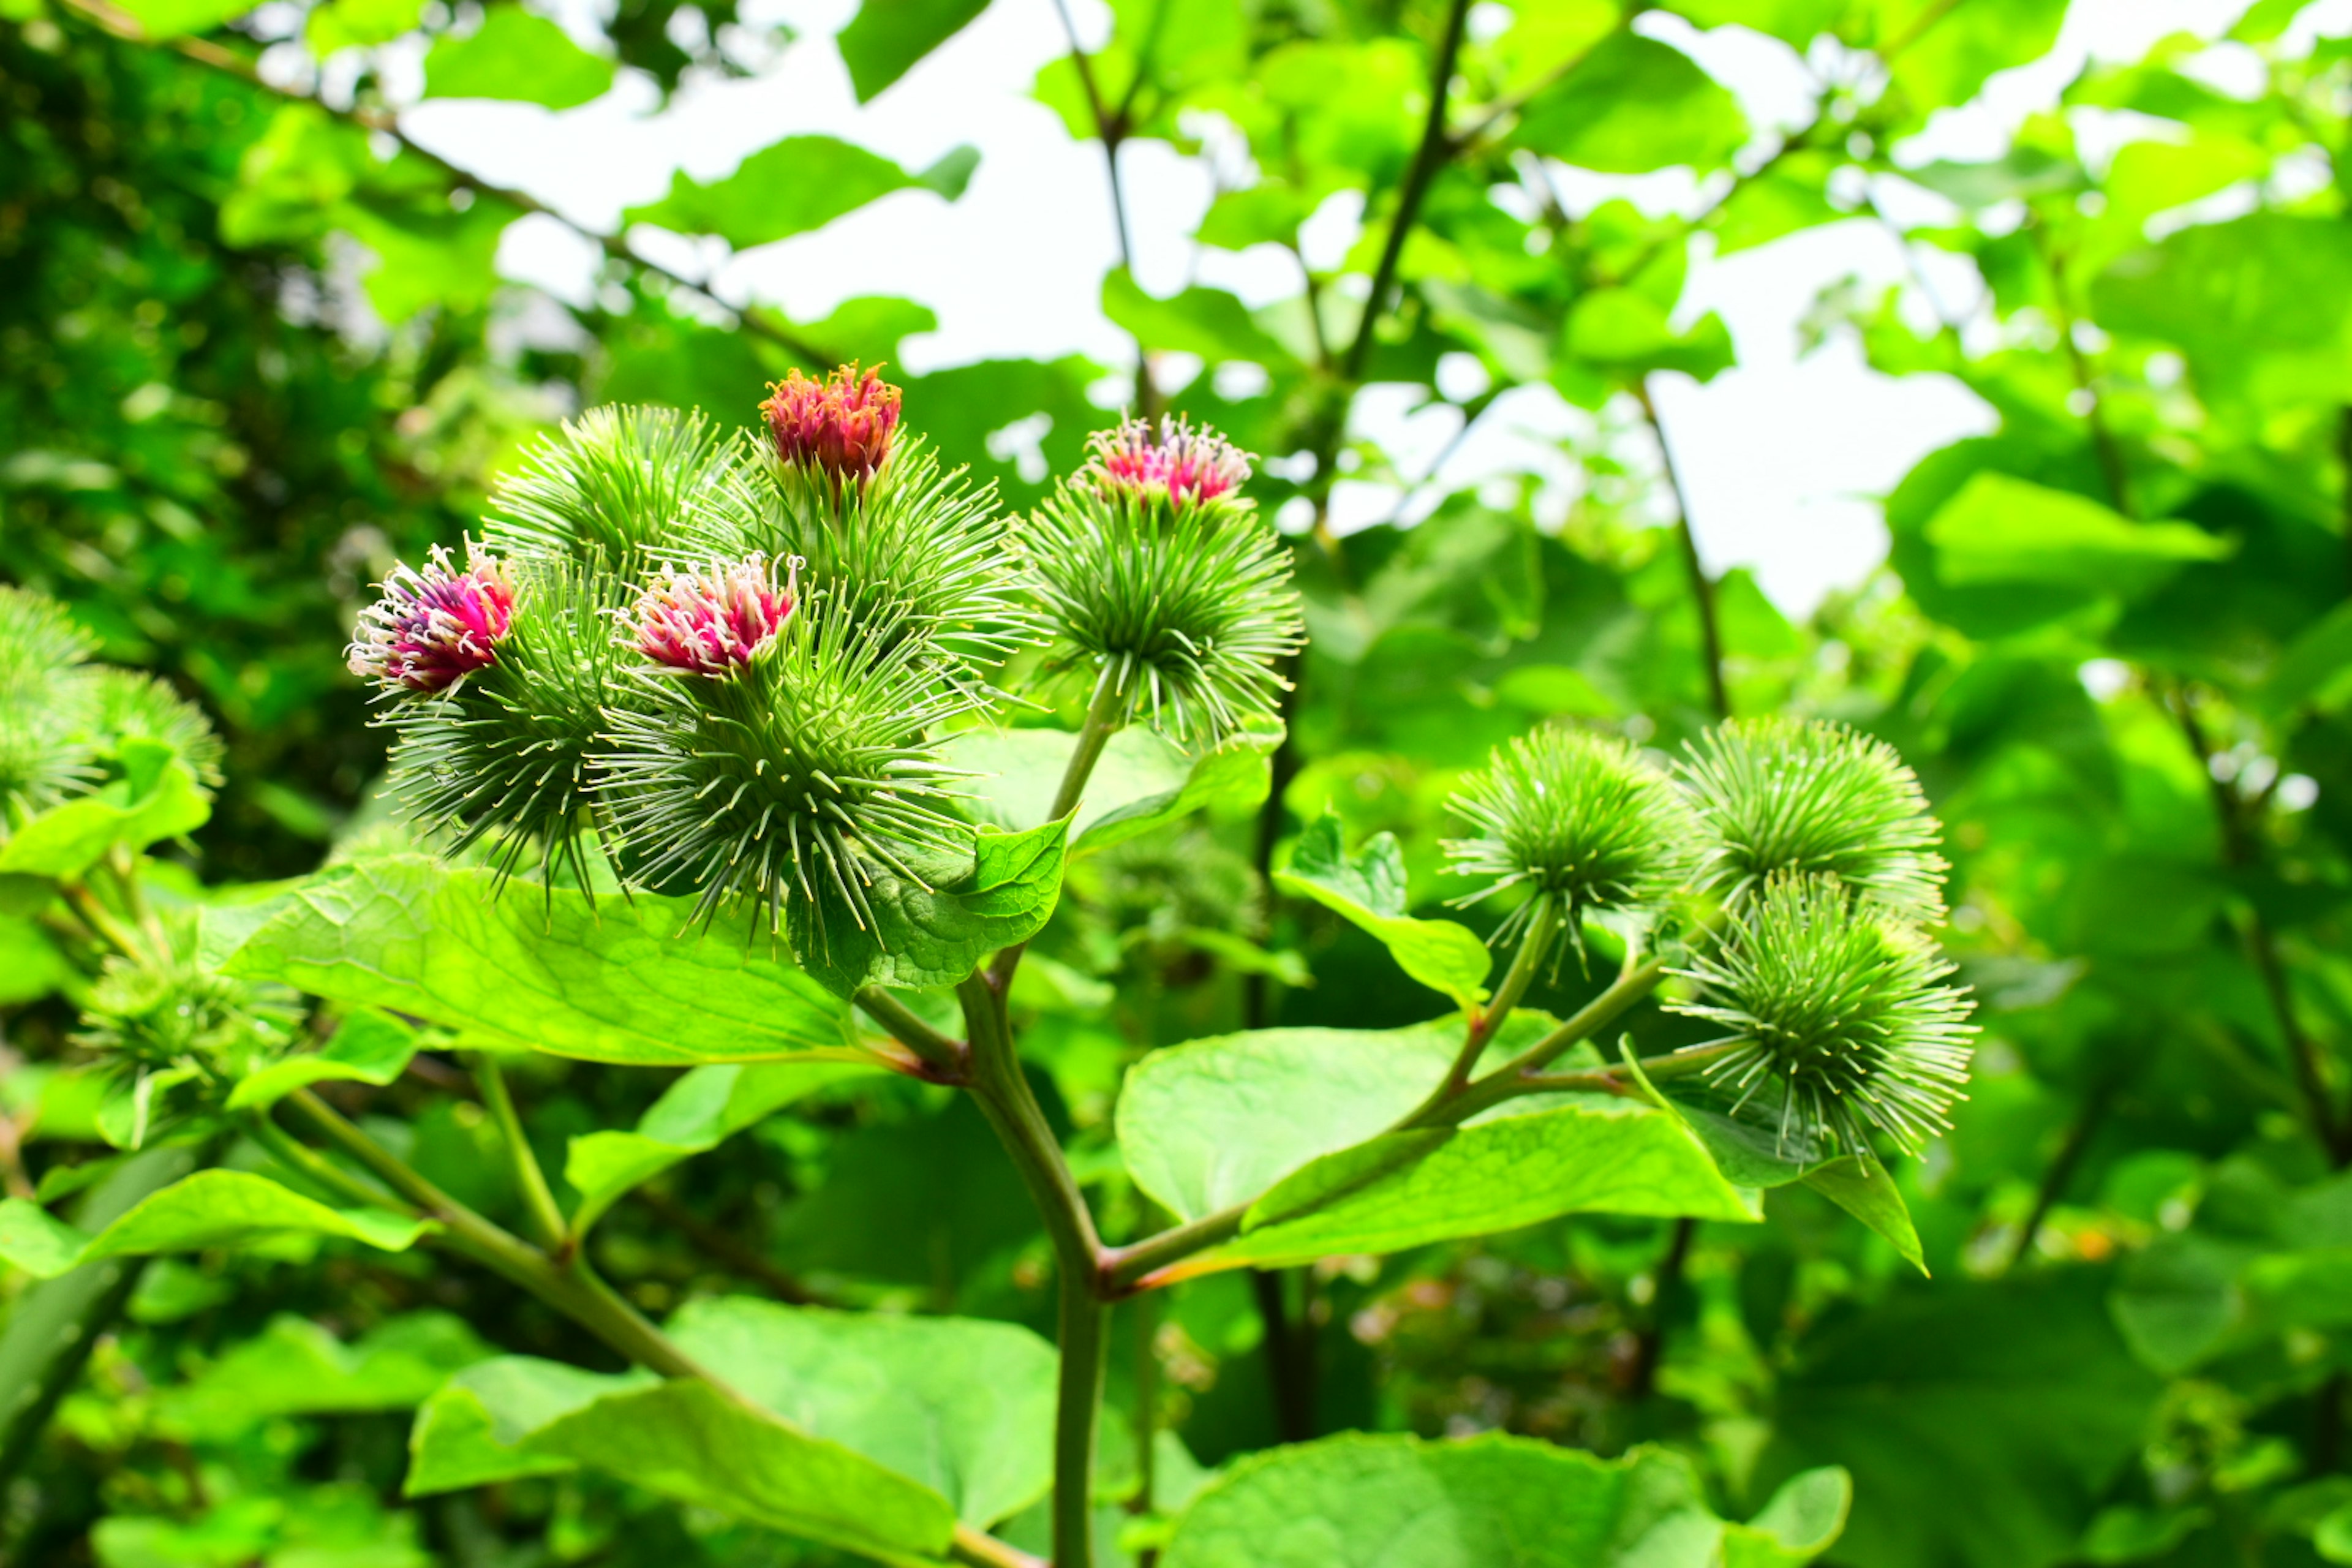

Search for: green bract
xmin=598 ymin=598 xmax=979 ymax=932
xmin=1669 ymin=873 xmax=1975 ymax=1156
xmin=481 ymin=404 xmax=740 ymax=570
xmin=699 ymin=434 xmax=1039 ymax=673
xmin=1679 ymin=717 xmax=1949 ymax=919
xmin=1022 ymin=453 xmax=1303 ymax=742
xmin=1443 ymin=727 xmax=1695 ymax=940
xmin=377 ymin=559 xmax=636 ymax=888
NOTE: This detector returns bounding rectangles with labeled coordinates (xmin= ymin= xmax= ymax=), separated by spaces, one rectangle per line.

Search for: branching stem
xmin=472 ymin=1054 xmax=568 ymax=1254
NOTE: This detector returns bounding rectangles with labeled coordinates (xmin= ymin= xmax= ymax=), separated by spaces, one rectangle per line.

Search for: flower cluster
xmin=1085 ymin=415 xmax=1252 ymax=509
xmin=630 ymin=555 xmax=799 ymax=677
xmin=347 ymin=543 xmax=516 ymax=695
xmin=761 ymin=363 xmax=902 ymax=484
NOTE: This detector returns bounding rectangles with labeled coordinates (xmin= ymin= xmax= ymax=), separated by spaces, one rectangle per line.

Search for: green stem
xmin=990 ymin=674 xmax=1128 ymax=993
xmin=472 ymin=1054 xmax=568 ymax=1253
xmin=1054 ymin=1267 xmax=1110 ymax=1568
xmin=267 ymin=1093 xmax=1044 ymax=1567
xmin=1422 ymin=895 xmax=1558 ymax=1114
xmin=855 ymin=987 xmax=969 ymax=1080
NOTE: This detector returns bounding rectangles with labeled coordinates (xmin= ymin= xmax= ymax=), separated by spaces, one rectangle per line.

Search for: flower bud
xmin=349 ymin=543 xmax=515 ymax=695
xmin=631 ymin=555 xmax=798 ymax=676
xmin=1085 ymin=415 xmax=1252 ymax=508
xmin=760 ymin=363 xmax=903 ymax=483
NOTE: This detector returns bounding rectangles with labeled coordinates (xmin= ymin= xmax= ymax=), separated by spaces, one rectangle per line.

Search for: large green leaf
xmin=785 ymin=820 xmax=1068 ymax=997
xmin=625 ymin=136 xmax=976 ymax=252
xmin=409 ymin=1352 xmax=961 ymax=1559
xmin=945 ymin=723 xmax=1278 ymax=854
xmin=1271 ymin=811 xmax=1490 ymax=1012
xmin=225 ymin=1008 xmax=420 ymax=1112
xmin=422 ymin=8 xmax=614 ymax=108
xmin=1882 ymin=0 xmax=2068 ymax=119
xmin=1759 ymin=1270 xmax=2162 ymax=1568
xmin=668 ymin=1297 xmax=1056 ymax=1526
xmin=0 ymin=747 xmax=208 ymax=881
xmin=112 ymin=0 xmax=254 ymax=37
xmin=1117 ymin=1015 xmax=1753 ymax=1275
xmin=564 ymin=1061 xmax=877 ymax=1233
xmin=160 ymin=1311 xmax=493 ymax=1439
xmin=0 ymin=1171 xmax=432 ymax=1280
xmin=1104 ymin=270 xmax=1297 ymax=368
xmin=1160 ymin=1432 xmax=1848 ymax=1567
xmin=1512 ymin=32 xmax=1746 ymax=174
xmin=837 ymin=0 xmax=991 ymax=102
xmin=221 ymin=856 xmax=856 ymax=1065
xmin=1924 ymin=473 xmax=2232 ymax=597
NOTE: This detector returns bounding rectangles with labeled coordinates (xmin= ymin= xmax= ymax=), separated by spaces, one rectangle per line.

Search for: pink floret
xmin=348 ymin=542 xmax=515 ymax=694
xmin=632 ymin=554 xmax=797 ymax=676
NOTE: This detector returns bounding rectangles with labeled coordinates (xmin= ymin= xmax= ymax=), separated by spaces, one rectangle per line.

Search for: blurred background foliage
xmin=7 ymin=0 xmax=2352 ymax=1563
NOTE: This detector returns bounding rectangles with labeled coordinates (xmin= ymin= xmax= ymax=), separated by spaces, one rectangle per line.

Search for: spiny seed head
xmin=1444 ymin=728 xmax=1697 ymax=925
xmin=761 ymin=363 xmax=902 ymax=484
xmin=1086 ymin=415 xmax=1253 ymax=510
xmin=0 ymin=586 xmax=97 ymax=695
xmin=597 ymin=598 xmax=979 ymax=935
xmin=631 ymin=555 xmax=799 ymax=677
xmin=1025 ymin=427 xmax=1302 ymax=742
xmin=1679 ymin=716 xmax=1948 ymax=921
xmin=377 ymin=560 xmax=636 ymax=891
xmin=78 ymin=668 xmax=225 ymax=789
xmin=1669 ymin=873 xmax=1975 ymax=1156
xmin=349 ymin=542 xmax=516 ymax=695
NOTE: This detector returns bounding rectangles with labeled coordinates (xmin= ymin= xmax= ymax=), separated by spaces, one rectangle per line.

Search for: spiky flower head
xmin=78 ymin=668 xmax=225 ymax=789
xmin=377 ymin=559 xmax=637 ymax=889
xmin=1444 ymin=728 xmax=1696 ymax=945
xmin=483 ymin=404 xmax=740 ymax=569
xmin=761 ymin=363 xmax=902 ymax=485
xmin=349 ymin=541 xmax=516 ymax=695
xmin=1086 ymin=415 xmax=1253 ymax=510
xmin=0 ymin=586 xmax=100 ymax=826
xmin=1024 ymin=416 xmax=1303 ymax=741
xmin=1679 ymin=717 xmax=1948 ymax=921
xmin=1669 ymin=873 xmax=1975 ymax=1156
xmin=598 ymin=599 xmax=979 ymax=935
xmin=631 ymin=554 xmax=799 ymax=677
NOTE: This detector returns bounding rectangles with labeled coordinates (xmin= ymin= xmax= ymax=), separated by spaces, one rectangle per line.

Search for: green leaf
xmin=112 ymin=0 xmax=254 ymax=37
xmin=667 ymin=1297 xmax=1057 ymax=1526
xmin=786 ymin=819 xmax=1069 ymax=997
xmin=564 ymin=1061 xmax=876 ymax=1234
xmin=625 ymin=135 xmax=977 ymax=251
xmin=945 ymin=723 xmax=1278 ymax=854
xmin=160 ymin=1311 xmax=494 ymax=1439
xmin=1513 ymin=32 xmax=1746 ymax=174
xmin=0 ymin=914 xmax=74 ymax=1005
xmin=1758 ymin=1270 xmax=2162 ymax=1568
xmin=1923 ymin=473 xmax=2232 ymax=597
xmin=1104 ymin=270 xmax=1297 ymax=368
xmin=340 ymin=186 xmax=520 ymax=325
xmin=306 ymin=0 xmax=425 ymax=53
xmin=2092 ymin=214 xmax=2352 ymax=411
xmin=0 ymin=748 xmax=208 ymax=881
xmin=1882 ymin=0 xmax=2068 ymax=119
xmin=1159 ymin=1431 xmax=1847 ymax=1567
xmin=422 ymin=8 xmax=614 ymax=108
xmin=1802 ymin=1156 xmax=1926 ymax=1275
xmin=1271 ymin=812 xmax=1491 ymax=1011
xmin=1564 ymin=290 xmax=1736 ymax=383
xmin=221 ymin=856 xmax=856 ymax=1066
xmin=226 ymin=1008 xmax=420 ymax=1112
xmin=837 ymin=0 xmax=991 ymax=102
xmin=410 ymin=1357 xmax=960 ymax=1559
xmin=1207 ymin=1100 xmax=1756 ymax=1272
xmin=0 ymin=1171 xmax=432 ymax=1280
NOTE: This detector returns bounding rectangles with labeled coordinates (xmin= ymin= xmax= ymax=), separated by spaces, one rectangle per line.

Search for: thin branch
xmin=56 ymin=0 xmax=833 ymax=367
xmin=1343 ymin=0 xmax=1476 ymax=381
xmin=1635 ymin=378 xmax=1730 ymax=720
xmin=472 ymin=1054 xmax=569 ymax=1254
xmin=1046 ymin=0 xmax=1159 ymax=418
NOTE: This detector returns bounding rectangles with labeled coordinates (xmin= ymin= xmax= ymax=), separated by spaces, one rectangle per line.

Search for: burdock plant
xmin=21 ymin=368 xmax=1970 ymax=1568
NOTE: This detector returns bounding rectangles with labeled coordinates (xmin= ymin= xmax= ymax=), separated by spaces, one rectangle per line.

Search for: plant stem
xmin=1426 ymin=895 xmax=1558 ymax=1112
xmin=855 ymin=987 xmax=969 ymax=1079
xmin=1054 ymin=1266 xmax=1110 ymax=1568
xmin=1251 ymin=1268 xmax=1317 ymax=1442
xmin=472 ymin=1054 xmax=568 ymax=1253
xmin=1343 ymin=0 xmax=1474 ymax=380
xmin=1636 ymin=378 xmax=1729 ymax=722
xmin=990 ymin=675 xmax=1128 ymax=992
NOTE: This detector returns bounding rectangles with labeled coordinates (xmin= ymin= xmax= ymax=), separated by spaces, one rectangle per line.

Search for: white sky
xmin=350 ymin=0 xmax=2350 ymax=614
